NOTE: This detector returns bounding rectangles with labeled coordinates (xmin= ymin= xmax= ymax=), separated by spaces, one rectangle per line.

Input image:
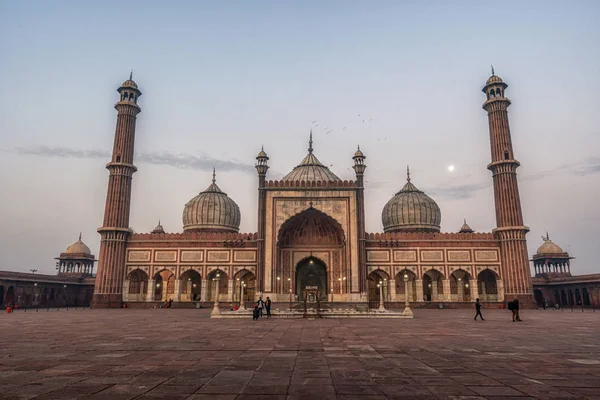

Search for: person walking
xmin=511 ymin=298 xmax=522 ymax=322
xmin=256 ymin=297 xmax=265 ymax=318
xmin=474 ymin=298 xmax=484 ymax=321
xmin=265 ymin=297 xmax=272 ymax=318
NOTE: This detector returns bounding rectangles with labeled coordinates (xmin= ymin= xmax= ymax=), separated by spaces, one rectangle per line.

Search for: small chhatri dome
xmin=382 ymin=166 xmax=441 ymax=233
xmin=257 ymin=145 xmax=268 ymax=159
xmin=152 ymin=220 xmax=165 ymax=234
xmin=486 ymin=65 xmax=504 ymax=85
xmin=536 ymin=232 xmax=564 ymax=255
xmin=65 ymin=233 xmax=92 ymax=255
xmin=353 ymin=145 xmax=365 ymax=159
xmin=121 ymin=70 xmax=138 ymax=89
xmin=282 ymin=131 xmax=341 ymax=182
xmin=459 ymin=218 xmax=474 ymax=233
xmin=182 ymin=169 xmax=241 ymax=232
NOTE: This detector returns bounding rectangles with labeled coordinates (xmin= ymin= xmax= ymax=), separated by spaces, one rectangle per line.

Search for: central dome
xmin=382 ymin=168 xmax=441 ymax=233
xmin=182 ymin=170 xmax=241 ymax=232
xmin=282 ymin=132 xmax=341 ymax=182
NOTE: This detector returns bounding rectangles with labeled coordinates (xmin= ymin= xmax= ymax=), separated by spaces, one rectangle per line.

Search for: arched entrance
xmin=451 ymin=269 xmax=471 ymax=302
xmin=277 ymin=206 xmax=345 ymax=301
xmin=0 ymin=285 xmax=4 ymax=306
xmin=368 ymin=270 xmax=390 ymax=305
xmin=395 ymin=270 xmax=417 ymax=302
xmin=207 ymin=269 xmax=228 ymax=302
xmin=423 ymin=270 xmax=444 ymax=302
xmin=127 ymin=269 xmax=148 ymax=301
xmin=534 ymin=289 xmax=544 ymax=306
xmin=583 ymin=288 xmax=591 ymax=306
xmin=5 ymin=286 xmax=15 ymax=307
xmin=180 ymin=270 xmax=201 ymax=302
xmin=154 ymin=270 xmax=175 ymax=302
xmin=296 ymin=257 xmax=327 ymax=301
xmin=478 ymin=269 xmax=499 ymax=302
xmin=234 ymin=269 xmax=256 ymax=304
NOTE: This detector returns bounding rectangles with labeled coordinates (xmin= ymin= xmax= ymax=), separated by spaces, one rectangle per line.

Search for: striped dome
xmin=382 ymin=168 xmax=441 ymax=233
xmin=182 ymin=170 xmax=241 ymax=232
xmin=282 ymin=132 xmax=341 ymax=183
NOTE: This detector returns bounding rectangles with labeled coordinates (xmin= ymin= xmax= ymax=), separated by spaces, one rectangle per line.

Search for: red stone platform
xmin=1 ymin=308 xmax=599 ymax=399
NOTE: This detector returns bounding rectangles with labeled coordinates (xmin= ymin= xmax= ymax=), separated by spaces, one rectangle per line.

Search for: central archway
xmin=296 ymin=257 xmax=328 ymax=301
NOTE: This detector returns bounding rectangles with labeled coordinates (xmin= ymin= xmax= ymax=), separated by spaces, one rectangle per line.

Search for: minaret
xmin=482 ymin=68 xmax=532 ymax=302
xmin=352 ymin=146 xmax=367 ymax=295
xmin=92 ymin=73 xmax=142 ymax=308
xmin=255 ymin=146 xmax=269 ymax=293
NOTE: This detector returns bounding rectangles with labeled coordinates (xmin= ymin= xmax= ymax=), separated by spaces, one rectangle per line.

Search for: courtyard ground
xmin=0 ymin=308 xmax=599 ymax=400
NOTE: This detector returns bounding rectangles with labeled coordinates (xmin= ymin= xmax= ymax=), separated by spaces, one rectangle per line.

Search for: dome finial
xmin=406 ymin=165 xmax=411 ymax=183
xmin=130 ymin=69 xmax=133 ymax=80
xmin=212 ymin=167 xmax=216 ymax=184
xmin=491 ymin=64 xmax=495 ymax=75
xmin=308 ymin=130 xmax=313 ymax=154
xmin=464 ymin=218 xmax=467 ymax=224
xmin=546 ymin=231 xmax=550 ymax=240
xmin=79 ymin=232 xmax=82 ymax=241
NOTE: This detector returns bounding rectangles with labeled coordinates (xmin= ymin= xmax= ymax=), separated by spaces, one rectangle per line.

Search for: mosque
xmin=2 ymin=72 xmax=598 ymax=311
xmin=85 ymin=70 xmax=537 ymax=309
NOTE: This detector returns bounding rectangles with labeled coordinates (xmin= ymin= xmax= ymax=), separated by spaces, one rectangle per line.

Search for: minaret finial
xmin=491 ymin=64 xmax=495 ymax=75
xmin=212 ymin=167 xmax=216 ymax=183
xmin=406 ymin=165 xmax=411 ymax=182
xmin=79 ymin=232 xmax=82 ymax=241
xmin=261 ymin=145 xmax=264 ymax=151
xmin=357 ymin=144 xmax=361 ymax=151
xmin=464 ymin=218 xmax=467 ymax=224
xmin=158 ymin=219 xmax=161 ymax=226
xmin=308 ymin=130 xmax=313 ymax=154
xmin=130 ymin=69 xmax=133 ymax=80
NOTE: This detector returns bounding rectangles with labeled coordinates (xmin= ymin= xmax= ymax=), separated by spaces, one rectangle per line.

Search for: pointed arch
xmin=277 ymin=207 xmax=345 ymax=247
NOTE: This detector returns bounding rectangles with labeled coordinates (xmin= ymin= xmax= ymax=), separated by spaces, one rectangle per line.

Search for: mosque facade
xmin=90 ymin=72 xmax=535 ymax=309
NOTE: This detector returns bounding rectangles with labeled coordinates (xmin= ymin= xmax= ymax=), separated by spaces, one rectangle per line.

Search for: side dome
xmin=65 ymin=234 xmax=92 ymax=255
xmin=182 ymin=170 xmax=241 ymax=233
xmin=382 ymin=167 xmax=441 ymax=233
xmin=281 ymin=131 xmax=341 ymax=182
xmin=536 ymin=233 xmax=564 ymax=255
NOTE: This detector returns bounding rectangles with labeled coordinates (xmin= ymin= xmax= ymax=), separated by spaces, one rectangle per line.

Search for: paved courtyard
xmin=1 ymin=308 xmax=599 ymax=400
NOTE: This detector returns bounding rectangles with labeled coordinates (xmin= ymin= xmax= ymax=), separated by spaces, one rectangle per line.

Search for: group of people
xmin=252 ymin=296 xmax=272 ymax=320
xmin=474 ymin=298 xmax=522 ymax=322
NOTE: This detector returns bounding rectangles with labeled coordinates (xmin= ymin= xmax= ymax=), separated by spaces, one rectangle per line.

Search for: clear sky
xmin=1 ymin=1 xmax=599 ymax=275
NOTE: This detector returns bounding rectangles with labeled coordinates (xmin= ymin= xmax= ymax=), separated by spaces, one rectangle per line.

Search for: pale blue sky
xmin=1 ymin=1 xmax=599 ymax=274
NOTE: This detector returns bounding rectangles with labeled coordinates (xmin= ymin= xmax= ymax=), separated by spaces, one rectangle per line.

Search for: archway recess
xmin=296 ymin=257 xmax=328 ymax=301
xmin=278 ymin=207 xmax=345 ymax=247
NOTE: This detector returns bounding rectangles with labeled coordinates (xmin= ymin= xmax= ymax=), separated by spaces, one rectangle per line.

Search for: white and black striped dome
xmin=382 ymin=168 xmax=441 ymax=233
xmin=182 ymin=170 xmax=241 ymax=233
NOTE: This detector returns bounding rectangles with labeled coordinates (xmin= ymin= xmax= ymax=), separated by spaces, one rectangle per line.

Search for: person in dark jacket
xmin=511 ymin=298 xmax=522 ymax=322
xmin=252 ymin=305 xmax=260 ymax=320
xmin=265 ymin=297 xmax=272 ymax=318
xmin=256 ymin=297 xmax=265 ymax=318
xmin=474 ymin=298 xmax=484 ymax=321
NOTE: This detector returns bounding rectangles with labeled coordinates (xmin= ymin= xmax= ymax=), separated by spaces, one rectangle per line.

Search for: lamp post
xmin=287 ymin=277 xmax=292 ymax=311
xmin=211 ymin=272 xmax=221 ymax=316
xmin=403 ymin=273 xmax=413 ymax=316
xmin=239 ymin=281 xmax=246 ymax=311
xmin=378 ymin=280 xmax=386 ymax=311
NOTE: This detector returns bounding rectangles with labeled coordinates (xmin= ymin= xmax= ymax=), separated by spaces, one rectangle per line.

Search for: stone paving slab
xmin=0 ymin=308 xmax=599 ymax=399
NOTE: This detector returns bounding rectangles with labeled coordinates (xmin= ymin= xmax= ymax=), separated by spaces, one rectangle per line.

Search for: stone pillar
xmin=458 ymin=280 xmax=464 ymax=302
xmin=227 ymin=279 xmax=234 ymax=302
xmin=480 ymin=280 xmax=487 ymax=301
xmin=497 ymin=279 xmax=505 ymax=302
xmin=122 ymin=280 xmax=130 ymax=302
xmin=431 ymin=281 xmax=438 ymax=302
xmin=415 ymin=279 xmax=424 ymax=302
xmin=443 ymin=279 xmax=451 ymax=301
xmin=161 ymin=283 xmax=168 ymax=302
xmin=200 ymin=279 xmax=208 ymax=301
xmin=470 ymin=281 xmax=479 ymax=302
xmin=146 ymin=280 xmax=155 ymax=302
xmin=389 ymin=279 xmax=396 ymax=301
xmin=173 ymin=280 xmax=181 ymax=302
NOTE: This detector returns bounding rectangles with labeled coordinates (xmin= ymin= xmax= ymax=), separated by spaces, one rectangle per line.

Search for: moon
xmin=448 ymin=165 xmax=455 ymax=172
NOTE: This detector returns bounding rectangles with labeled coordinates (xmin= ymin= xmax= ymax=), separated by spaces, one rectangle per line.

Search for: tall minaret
xmin=352 ymin=146 xmax=367 ymax=295
xmin=482 ymin=68 xmax=532 ymax=302
xmin=92 ymin=74 xmax=142 ymax=308
xmin=255 ymin=146 xmax=269 ymax=294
